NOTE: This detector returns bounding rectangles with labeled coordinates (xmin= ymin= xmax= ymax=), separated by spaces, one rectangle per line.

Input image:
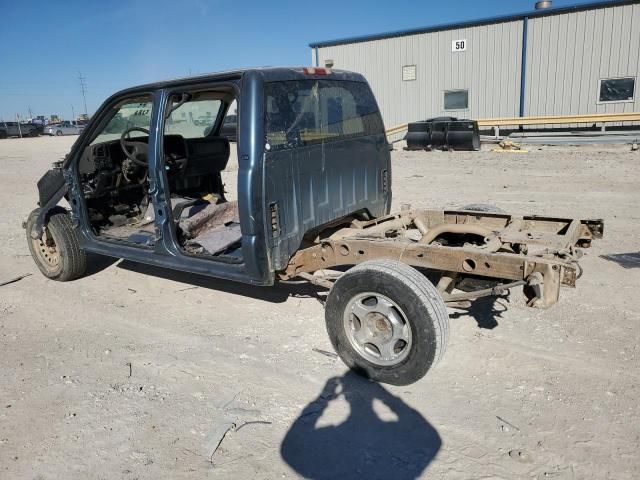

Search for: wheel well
xmin=300 ymin=209 xmax=373 ymax=246
xmin=27 ymin=205 xmax=69 ymax=239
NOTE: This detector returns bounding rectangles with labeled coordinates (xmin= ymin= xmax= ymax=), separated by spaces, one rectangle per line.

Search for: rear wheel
xmin=26 ymin=208 xmax=87 ymax=281
xmin=325 ymin=260 xmax=449 ymax=385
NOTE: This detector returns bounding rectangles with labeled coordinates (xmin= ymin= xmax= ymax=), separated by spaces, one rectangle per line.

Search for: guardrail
xmin=385 ymin=112 xmax=640 ymax=138
xmin=385 ymin=123 xmax=411 ymax=136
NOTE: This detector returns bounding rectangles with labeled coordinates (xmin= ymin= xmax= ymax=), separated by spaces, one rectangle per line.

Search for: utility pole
xmin=16 ymin=113 xmax=22 ymax=138
xmin=71 ymin=104 xmax=75 ymax=122
xmin=28 ymin=106 xmax=33 ymax=119
xmin=78 ymin=72 xmax=88 ymax=117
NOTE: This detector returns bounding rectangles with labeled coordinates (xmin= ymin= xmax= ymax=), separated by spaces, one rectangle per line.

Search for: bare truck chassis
xmin=26 ymin=68 xmax=604 ymax=385
xmin=283 ymin=208 xmax=604 ymax=309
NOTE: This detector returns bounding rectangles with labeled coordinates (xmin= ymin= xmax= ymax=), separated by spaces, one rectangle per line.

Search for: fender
xmin=28 ymin=165 xmax=68 ymax=239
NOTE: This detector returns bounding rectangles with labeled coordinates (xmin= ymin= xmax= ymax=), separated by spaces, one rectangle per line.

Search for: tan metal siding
xmin=317 ymin=21 xmax=523 ymax=128
xmin=526 ymin=3 xmax=640 ymax=117
xmin=315 ymin=3 xmax=639 ymax=128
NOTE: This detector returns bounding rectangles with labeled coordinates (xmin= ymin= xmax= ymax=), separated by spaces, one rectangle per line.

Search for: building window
xmin=599 ymin=77 xmax=635 ymax=102
xmin=402 ymin=65 xmax=416 ymax=82
xmin=444 ymin=90 xmax=469 ymax=110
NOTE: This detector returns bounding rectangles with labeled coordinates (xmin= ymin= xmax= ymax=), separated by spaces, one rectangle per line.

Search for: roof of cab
xmin=112 ymin=67 xmax=366 ymax=97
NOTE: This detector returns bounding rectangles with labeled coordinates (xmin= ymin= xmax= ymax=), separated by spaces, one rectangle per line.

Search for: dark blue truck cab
xmin=26 ymin=67 xmax=602 ymax=385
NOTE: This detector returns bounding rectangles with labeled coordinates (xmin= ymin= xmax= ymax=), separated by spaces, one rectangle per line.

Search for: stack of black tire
xmin=406 ymin=117 xmax=480 ymax=151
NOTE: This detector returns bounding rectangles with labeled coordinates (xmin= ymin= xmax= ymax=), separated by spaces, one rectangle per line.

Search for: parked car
xmin=29 ymin=122 xmax=45 ymax=136
xmin=0 ymin=121 xmax=39 ymax=138
xmin=194 ymin=114 xmax=215 ymax=126
xmin=44 ymin=121 xmax=85 ymax=136
xmin=24 ymin=67 xmax=603 ymax=385
xmin=220 ymin=114 xmax=237 ymax=142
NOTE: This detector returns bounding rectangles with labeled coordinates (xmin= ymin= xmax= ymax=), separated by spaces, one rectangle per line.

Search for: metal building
xmin=309 ymin=0 xmax=640 ymax=129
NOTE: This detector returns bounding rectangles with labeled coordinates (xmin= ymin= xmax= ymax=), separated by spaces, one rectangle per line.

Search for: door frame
xmin=67 ymin=75 xmax=273 ymax=286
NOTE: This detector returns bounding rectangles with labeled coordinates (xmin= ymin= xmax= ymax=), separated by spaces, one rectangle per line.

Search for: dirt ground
xmin=1 ymin=136 xmax=639 ymax=480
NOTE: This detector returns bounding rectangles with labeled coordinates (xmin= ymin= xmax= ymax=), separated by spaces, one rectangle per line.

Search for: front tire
xmin=26 ymin=208 xmax=87 ymax=281
xmin=56 ymin=130 xmax=63 ymax=136
xmin=325 ymin=260 xmax=449 ymax=385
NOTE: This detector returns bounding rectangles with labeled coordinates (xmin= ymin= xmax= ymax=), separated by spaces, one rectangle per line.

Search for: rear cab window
xmin=264 ymin=80 xmax=384 ymax=151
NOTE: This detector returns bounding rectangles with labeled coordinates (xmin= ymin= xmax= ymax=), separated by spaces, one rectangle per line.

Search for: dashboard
xmin=79 ymin=135 xmax=188 ymax=198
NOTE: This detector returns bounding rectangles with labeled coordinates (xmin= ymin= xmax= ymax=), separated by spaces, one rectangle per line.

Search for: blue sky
xmin=0 ymin=0 xmax=582 ymax=120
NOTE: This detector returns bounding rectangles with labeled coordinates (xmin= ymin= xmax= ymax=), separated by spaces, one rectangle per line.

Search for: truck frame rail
xmin=282 ymin=208 xmax=604 ymax=309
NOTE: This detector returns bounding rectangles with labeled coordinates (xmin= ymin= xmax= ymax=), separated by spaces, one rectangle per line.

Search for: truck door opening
xmin=161 ymin=88 xmax=242 ymax=260
xmin=77 ymin=95 xmax=159 ymax=246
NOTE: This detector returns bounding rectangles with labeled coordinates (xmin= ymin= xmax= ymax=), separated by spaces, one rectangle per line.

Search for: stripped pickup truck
xmin=25 ymin=67 xmax=603 ymax=385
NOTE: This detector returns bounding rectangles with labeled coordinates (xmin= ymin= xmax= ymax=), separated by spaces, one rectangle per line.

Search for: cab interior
xmin=77 ymin=87 xmax=242 ymax=260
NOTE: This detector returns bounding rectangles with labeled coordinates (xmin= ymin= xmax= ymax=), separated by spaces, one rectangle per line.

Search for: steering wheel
xmin=120 ymin=127 xmax=150 ymax=166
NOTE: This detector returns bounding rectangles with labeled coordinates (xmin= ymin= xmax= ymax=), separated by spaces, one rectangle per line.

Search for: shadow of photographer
xmin=281 ymin=371 xmax=441 ymax=479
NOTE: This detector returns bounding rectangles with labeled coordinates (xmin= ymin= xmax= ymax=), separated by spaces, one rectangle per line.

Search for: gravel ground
xmin=1 ymin=136 xmax=639 ymax=479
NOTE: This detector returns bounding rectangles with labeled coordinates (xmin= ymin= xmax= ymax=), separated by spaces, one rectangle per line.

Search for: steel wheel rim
xmin=343 ymin=292 xmax=412 ymax=367
xmin=32 ymin=229 xmax=60 ymax=270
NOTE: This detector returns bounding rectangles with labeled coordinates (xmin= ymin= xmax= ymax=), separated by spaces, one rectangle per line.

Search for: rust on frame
xmin=281 ymin=209 xmax=603 ymax=309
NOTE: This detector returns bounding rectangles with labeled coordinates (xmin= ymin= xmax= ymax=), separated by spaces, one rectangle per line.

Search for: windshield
xmin=91 ymin=98 xmax=152 ymax=145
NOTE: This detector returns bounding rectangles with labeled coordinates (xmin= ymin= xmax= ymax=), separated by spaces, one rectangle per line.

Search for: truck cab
xmin=28 ymin=67 xmax=391 ymax=285
xmin=1 ymin=121 xmax=38 ymax=138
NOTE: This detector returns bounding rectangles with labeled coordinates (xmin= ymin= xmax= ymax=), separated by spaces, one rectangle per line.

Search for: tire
xmin=26 ymin=207 xmax=87 ymax=281
xmin=56 ymin=130 xmax=63 ymax=136
xmin=325 ymin=260 xmax=449 ymax=386
xmin=462 ymin=203 xmax=506 ymax=214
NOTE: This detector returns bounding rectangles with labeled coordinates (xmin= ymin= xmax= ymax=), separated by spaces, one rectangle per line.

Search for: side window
xmin=223 ymin=100 xmax=238 ymax=126
xmin=599 ymin=77 xmax=635 ymax=103
xmin=165 ymin=96 xmax=222 ymax=138
xmin=264 ymin=80 xmax=384 ymax=151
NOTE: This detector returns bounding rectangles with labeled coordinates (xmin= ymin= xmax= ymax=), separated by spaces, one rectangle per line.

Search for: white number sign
xmin=452 ymin=39 xmax=467 ymax=52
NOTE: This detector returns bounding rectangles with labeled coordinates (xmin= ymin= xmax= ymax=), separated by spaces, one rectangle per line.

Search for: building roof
xmin=309 ymin=0 xmax=639 ymax=48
